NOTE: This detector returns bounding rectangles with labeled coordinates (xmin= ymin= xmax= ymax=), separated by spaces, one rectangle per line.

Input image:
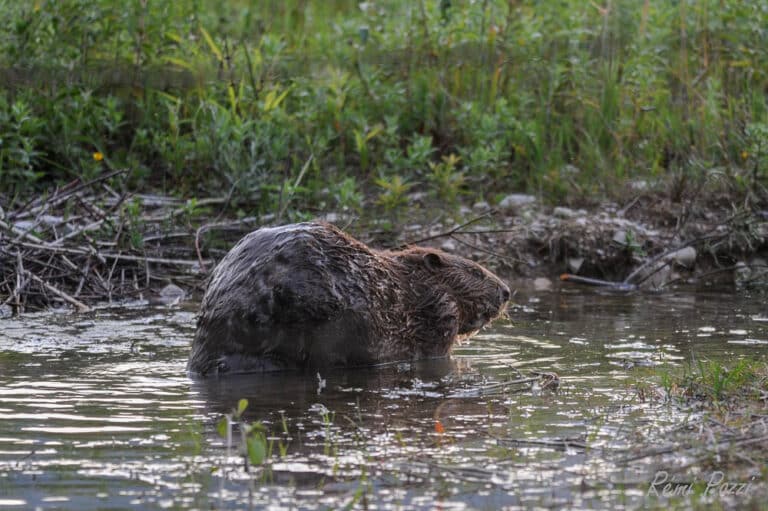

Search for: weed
xmin=658 ymin=359 xmax=765 ymax=404
xmin=1 ymin=0 xmax=766 ymax=212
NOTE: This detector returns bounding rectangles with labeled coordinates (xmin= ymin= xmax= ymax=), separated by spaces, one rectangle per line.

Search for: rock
xmin=322 ymin=212 xmax=341 ymax=223
xmin=440 ymin=239 xmax=457 ymax=252
xmin=0 ymin=304 xmax=12 ymax=319
xmin=612 ymin=230 xmax=628 ymax=245
xmin=499 ymin=194 xmax=536 ymax=209
xmin=473 ymin=201 xmax=490 ymax=211
xmin=734 ymin=258 xmax=768 ymax=289
xmin=553 ymin=206 xmax=581 ymax=219
xmin=533 ymin=277 xmax=552 ymax=291
xmin=567 ymin=257 xmax=584 ymax=273
xmin=12 ymin=220 xmax=36 ymax=231
xmin=157 ymin=284 xmax=186 ymax=305
xmin=665 ymin=246 xmax=696 ymax=268
xmin=560 ymin=164 xmax=581 ymax=176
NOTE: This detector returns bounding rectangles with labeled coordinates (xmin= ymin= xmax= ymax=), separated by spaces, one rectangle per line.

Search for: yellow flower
xmin=93 ymin=152 xmax=104 ymax=162
xmin=741 ymin=150 xmax=749 ymax=161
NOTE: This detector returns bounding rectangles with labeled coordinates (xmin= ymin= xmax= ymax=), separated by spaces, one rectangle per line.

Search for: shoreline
xmin=1 ymin=181 xmax=766 ymax=313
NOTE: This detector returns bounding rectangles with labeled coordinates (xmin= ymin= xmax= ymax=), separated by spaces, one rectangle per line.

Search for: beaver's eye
xmin=472 ymin=268 xmax=485 ymax=279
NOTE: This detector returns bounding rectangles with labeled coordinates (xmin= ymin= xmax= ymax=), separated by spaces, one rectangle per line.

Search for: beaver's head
xmin=394 ymin=248 xmax=511 ymax=337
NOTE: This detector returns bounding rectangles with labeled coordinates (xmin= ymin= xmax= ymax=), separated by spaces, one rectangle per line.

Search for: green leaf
xmin=200 ymin=25 xmax=223 ymax=62
xmin=246 ymin=434 xmax=266 ymax=465
xmin=365 ymin=124 xmax=384 ymax=142
xmin=237 ymin=398 xmax=248 ymax=416
xmin=216 ymin=416 xmax=229 ymax=439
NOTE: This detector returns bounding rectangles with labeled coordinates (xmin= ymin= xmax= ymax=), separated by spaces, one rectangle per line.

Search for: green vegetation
xmin=217 ymin=398 xmax=290 ymax=469
xmin=1 ymin=0 xmax=766 ymax=217
xmin=659 ymin=358 xmax=767 ymax=405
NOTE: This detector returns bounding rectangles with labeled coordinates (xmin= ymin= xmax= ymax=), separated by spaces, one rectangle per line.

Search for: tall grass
xmin=0 ymin=0 xmax=766 ymax=215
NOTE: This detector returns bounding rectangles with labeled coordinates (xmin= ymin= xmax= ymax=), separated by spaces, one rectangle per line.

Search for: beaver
xmin=188 ymin=222 xmax=510 ymax=376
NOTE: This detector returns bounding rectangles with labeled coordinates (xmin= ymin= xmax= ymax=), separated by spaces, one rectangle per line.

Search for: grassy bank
xmin=1 ymin=0 xmax=767 ymax=218
xmin=633 ymin=358 xmax=768 ymax=487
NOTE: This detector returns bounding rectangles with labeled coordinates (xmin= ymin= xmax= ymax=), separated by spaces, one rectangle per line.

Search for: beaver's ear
xmin=423 ymin=252 xmax=444 ymax=271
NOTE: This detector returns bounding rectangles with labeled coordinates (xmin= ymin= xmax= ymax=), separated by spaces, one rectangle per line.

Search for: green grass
xmin=658 ymin=358 xmax=767 ymax=405
xmin=1 ymin=0 xmax=766 ymax=217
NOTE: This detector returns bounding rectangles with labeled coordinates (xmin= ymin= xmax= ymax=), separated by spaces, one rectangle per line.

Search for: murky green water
xmin=1 ymin=289 xmax=766 ymax=510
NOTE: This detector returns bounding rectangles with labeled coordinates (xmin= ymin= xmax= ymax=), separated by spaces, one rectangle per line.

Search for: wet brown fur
xmin=188 ymin=222 xmax=510 ymax=376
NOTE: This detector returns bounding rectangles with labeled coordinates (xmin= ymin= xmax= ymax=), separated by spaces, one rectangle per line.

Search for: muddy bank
xmin=385 ymin=195 xmax=768 ymax=293
xmin=1 ymin=180 xmax=766 ymax=312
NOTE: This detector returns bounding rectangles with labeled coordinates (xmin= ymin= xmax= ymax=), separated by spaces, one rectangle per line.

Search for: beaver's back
xmin=189 ymin=222 xmax=400 ymax=375
xmin=200 ymin=223 xmax=368 ymax=323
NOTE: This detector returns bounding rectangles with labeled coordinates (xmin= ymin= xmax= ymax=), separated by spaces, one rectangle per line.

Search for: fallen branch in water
xmin=559 ymin=273 xmax=638 ymax=291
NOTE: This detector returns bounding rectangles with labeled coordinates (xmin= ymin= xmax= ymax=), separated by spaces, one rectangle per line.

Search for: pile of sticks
xmin=0 ymin=171 xmax=247 ymax=313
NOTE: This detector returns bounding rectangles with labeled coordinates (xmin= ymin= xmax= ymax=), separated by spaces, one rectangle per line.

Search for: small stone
xmin=158 ymin=284 xmax=186 ymax=305
xmin=322 ymin=212 xmax=340 ymax=223
xmin=499 ymin=194 xmax=536 ymax=209
xmin=567 ymin=257 xmax=584 ymax=273
xmin=12 ymin=220 xmax=36 ymax=231
xmin=665 ymin=246 xmax=696 ymax=268
xmin=533 ymin=277 xmax=552 ymax=291
xmin=440 ymin=239 xmax=457 ymax=252
xmin=612 ymin=230 xmax=628 ymax=245
xmin=553 ymin=206 xmax=579 ymax=219
xmin=560 ymin=164 xmax=581 ymax=175
xmin=473 ymin=201 xmax=490 ymax=211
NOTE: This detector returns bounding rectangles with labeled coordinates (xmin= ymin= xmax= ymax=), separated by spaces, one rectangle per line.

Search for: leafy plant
xmin=0 ymin=0 xmax=766 ymax=211
xmin=427 ymin=153 xmax=465 ymax=204
xmin=375 ymin=174 xmax=412 ymax=213
xmin=216 ymin=398 xmax=285 ymax=468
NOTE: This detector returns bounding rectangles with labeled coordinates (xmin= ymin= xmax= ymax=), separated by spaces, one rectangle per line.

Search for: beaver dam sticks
xmin=188 ymin=222 xmax=510 ymax=376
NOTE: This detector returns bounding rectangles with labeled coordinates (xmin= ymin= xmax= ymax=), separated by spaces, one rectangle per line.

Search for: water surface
xmin=1 ymin=289 xmax=766 ymax=509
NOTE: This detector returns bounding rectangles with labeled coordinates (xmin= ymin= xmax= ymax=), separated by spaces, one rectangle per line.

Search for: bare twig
xmin=24 ymin=269 xmax=90 ymax=312
xmin=404 ymin=212 xmax=493 ymax=246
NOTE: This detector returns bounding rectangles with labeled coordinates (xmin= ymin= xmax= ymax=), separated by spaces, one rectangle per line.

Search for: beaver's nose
xmin=501 ymin=285 xmax=511 ymax=303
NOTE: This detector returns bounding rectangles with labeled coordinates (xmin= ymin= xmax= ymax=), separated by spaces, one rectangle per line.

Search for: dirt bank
xmin=380 ymin=194 xmax=768 ymax=293
xmin=2 ymin=180 xmax=766 ymax=313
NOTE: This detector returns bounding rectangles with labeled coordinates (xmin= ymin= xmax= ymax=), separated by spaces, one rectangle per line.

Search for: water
xmin=1 ymin=289 xmax=766 ymax=509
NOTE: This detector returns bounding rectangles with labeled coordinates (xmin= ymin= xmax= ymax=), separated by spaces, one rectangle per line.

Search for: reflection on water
xmin=0 ymin=290 xmax=766 ymax=509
